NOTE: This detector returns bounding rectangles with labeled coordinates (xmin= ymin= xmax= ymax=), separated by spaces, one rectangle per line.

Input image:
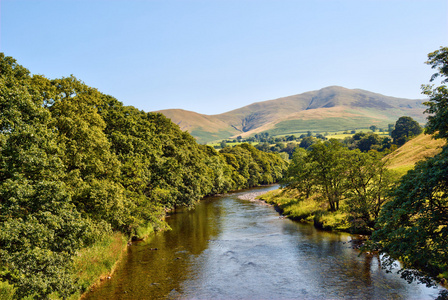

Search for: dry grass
xmin=385 ymin=133 xmax=445 ymax=176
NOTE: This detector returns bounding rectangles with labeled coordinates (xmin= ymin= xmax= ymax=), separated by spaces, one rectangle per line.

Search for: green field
xmin=265 ymin=117 xmax=391 ymax=137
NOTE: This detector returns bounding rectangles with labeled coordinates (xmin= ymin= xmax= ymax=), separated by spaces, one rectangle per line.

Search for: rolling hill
xmin=385 ymin=133 xmax=445 ymax=176
xmin=157 ymin=86 xmax=427 ymax=143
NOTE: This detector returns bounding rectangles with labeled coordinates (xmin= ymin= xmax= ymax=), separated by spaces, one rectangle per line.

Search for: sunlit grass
xmin=68 ymin=232 xmax=128 ymax=299
xmin=317 ymin=210 xmax=350 ymax=231
xmin=260 ymin=189 xmax=349 ymax=230
xmin=385 ymin=133 xmax=445 ymax=174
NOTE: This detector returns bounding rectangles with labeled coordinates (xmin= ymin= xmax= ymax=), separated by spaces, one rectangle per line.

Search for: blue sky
xmin=1 ymin=0 xmax=447 ymax=115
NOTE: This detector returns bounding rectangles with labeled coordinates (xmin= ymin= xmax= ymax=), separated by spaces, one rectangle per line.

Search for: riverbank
xmin=74 ymin=233 xmax=128 ymax=300
xmin=258 ymin=188 xmax=355 ymax=233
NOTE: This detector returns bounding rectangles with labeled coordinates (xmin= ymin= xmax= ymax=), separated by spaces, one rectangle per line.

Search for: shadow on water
xmin=85 ymin=185 xmax=444 ymax=300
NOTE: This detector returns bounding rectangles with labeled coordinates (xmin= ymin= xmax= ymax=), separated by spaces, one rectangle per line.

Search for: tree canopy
xmin=390 ymin=116 xmax=422 ymax=146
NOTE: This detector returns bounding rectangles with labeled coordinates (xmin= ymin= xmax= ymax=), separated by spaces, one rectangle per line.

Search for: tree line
xmin=0 ymin=54 xmax=287 ymax=299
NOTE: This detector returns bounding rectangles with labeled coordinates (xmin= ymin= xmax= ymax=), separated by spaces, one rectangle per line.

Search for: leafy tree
xmin=298 ymin=136 xmax=316 ymax=149
xmin=200 ymin=145 xmax=233 ymax=195
xmin=255 ymin=142 xmax=271 ymax=152
xmin=343 ymin=132 xmax=391 ymax=152
xmin=356 ymin=133 xmax=382 ymax=152
xmin=370 ymin=47 xmax=448 ymax=287
xmin=220 ymin=143 xmax=287 ymax=189
xmin=306 ymin=140 xmax=351 ymax=211
xmin=0 ymin=54 xmax=107 ymax=298
xmin=286 ymin=135 xmax=296 ymax=141
xmin=281 ymin=148 xmax=315 ymax=198
xmin=369 ymin=125 xmax=377 ymax=132
xmin=422 ymin=46 xmax=448 ymax=140
xmin=315 ymin=133 xmax=326 ymax=140
xmin=283 ymin=138 xmax=394 ymax=232
xmin=280 ymin=142 xmax=296 ymax=158
xmin=390 ymin=116 xmax=422 ymax=146
xmin=344 ymin=150 xmax=394 ymax=233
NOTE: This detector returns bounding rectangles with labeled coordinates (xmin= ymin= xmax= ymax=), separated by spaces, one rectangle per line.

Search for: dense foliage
xmin=220 ymin=143 xmax=286 ymax=188
xmin=390 ymin=116 xmax=423 ymax=146
xmin=370 ymin=47 xmax=448 ymax=286
xmin=0 ymin=54 xmax=287 ymax=299
xmin=281 ymin=139 xmax=394 ymax=233
xmin=342 ymin=132 xmax=392 ymax=152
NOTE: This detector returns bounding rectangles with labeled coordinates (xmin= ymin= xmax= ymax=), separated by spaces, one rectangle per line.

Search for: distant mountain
xmin=157 ymin=86 xmax=427 ymax=143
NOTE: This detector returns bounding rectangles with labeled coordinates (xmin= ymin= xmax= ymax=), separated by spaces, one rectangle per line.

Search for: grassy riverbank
xmin=75 ymin=233 xmax=128 ymax=300
xmin=262 ymin=133 xmax=446 ymax=234
xmin=259 ymin=189 xmax=351 ymax=232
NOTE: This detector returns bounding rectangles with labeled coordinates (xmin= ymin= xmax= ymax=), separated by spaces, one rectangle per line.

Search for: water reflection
xmin=85 ymin=186 xmax=443 ymax=300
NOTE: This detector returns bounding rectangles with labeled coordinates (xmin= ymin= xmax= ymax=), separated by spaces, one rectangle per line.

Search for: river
xmin=84 ymin=185 xmax=443 ymax=299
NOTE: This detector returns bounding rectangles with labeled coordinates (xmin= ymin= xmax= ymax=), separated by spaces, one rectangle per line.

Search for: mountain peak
xmin=158 ymin=86 xmax=426 ymax=143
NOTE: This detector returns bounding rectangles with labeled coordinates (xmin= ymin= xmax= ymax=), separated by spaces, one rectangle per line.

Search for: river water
xmin=84 ymin=185 xmax=443 ymax=299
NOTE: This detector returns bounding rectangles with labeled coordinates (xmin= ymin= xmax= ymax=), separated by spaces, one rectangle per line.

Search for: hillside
xmin=385 ymin=133 xmax=446 ymax=176
xmin=158 ymin=86 xmax=426 ymax=143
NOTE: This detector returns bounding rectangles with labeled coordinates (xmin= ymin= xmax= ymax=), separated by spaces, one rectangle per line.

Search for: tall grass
xmin=70 ymin=232 xmax=128 ymax=299
xmin=259 ymin=189 xmax=349 ymax=231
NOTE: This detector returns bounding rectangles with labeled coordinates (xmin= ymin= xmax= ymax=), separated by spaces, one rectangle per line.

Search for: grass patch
xmin=71 ymin=232 xmax=128 ymax=299
xmin=0 ymin=280 xmax=16 ymax=300
xmin=385 ymin=133 xmax=445 ymax=174
xmin=266 ymin=117 xmax=390 ymax=137
xmin=191 ymin=129 xmax=236 ymax=144
xmin=259 ymin=189 xmax=349 ymax=231
xmin=316 ymin=209 xmax=350 ymax=231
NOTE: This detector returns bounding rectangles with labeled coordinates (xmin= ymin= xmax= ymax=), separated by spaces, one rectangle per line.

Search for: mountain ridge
xmin=157 ymin=86 xmax=426 ymax=143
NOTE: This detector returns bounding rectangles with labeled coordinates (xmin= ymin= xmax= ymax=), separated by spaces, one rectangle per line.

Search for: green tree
xmin=298 ymin=136 xmax=316 ymax=149
xmin=280 ymin=142 xmax=296 ymax=158
xmin=307 ymin=140 xmax=350 ymax=211
xmin=0 ymin=54 xmax=106 ymax=298
xmin=220 ymin=140 xmax=227 ymax=149
xmin=220 ymin=143 xmax=287 ymax=189
xmin=370 ymin=47 xmax=448 ymax=287
xmin=344 ymin=150 xmax=394 ymax=233
xmin=281 ymin=148 xmax=315 ymax=198
xmin=390 ymin=116 xmax=422 ymax=146
xmin=282 ymin=138 xmax=394 ymax=232
xmin=422 ymin=46 xmax=448 ymax=140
